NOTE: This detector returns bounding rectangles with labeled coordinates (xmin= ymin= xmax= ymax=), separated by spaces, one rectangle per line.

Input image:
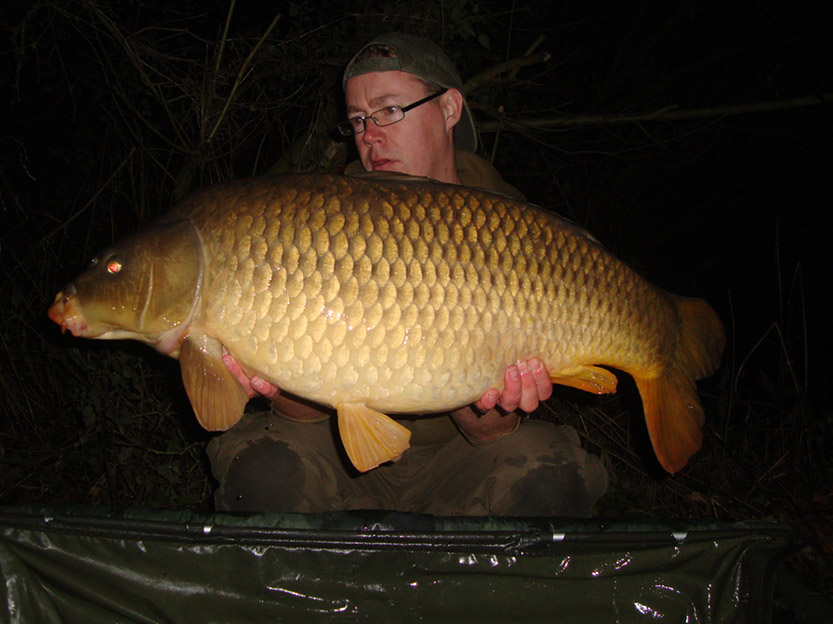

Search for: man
xmin=210 ymin=33 xmax=608 ymax=516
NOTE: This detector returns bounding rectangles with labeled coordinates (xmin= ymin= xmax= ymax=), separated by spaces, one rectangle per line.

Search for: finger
xmin=222 ymin=352 xmax=258 ymax=399
xmin=529 ymin=358 xmax=553 ymax=401
xmin=515 ymin=360 xmax=539 ymax=413
xmin=221 ymin=352 xmax=240 ymax=375
xmin=497 ymin=364 xmax=522 ymax=412
xmin=474 ymin=388 xmax=500 ymax=412
xmin=251 ymin=376 xmax=281 ymax=400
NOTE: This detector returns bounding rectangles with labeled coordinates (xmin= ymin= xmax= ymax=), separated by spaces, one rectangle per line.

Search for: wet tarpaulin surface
xmin=0 ymin=506 xmax=793 ymax=623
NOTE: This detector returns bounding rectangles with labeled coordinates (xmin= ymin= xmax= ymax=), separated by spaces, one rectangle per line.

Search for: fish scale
xmin=196 ymin=176 xmax=645 ymax=407
xmin=48 ymin=172 xmax=724 ymax=474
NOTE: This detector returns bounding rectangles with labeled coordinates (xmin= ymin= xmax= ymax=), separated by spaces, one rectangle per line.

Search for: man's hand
xmin=222 ymin=353 xmax=281 ymax=400
xmin=474 ymin=358 xmax=553 ymax=414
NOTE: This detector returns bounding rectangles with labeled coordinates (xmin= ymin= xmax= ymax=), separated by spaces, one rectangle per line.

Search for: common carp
xmin=48 ymin=173 xmax=724 ymax=473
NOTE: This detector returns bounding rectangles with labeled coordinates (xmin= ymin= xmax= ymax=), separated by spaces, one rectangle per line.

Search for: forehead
xmin=345 ymin=71 xmax=429 ymax=111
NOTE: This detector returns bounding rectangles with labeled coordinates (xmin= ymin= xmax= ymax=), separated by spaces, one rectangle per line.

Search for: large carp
xmin=48 ymin=173 xmax=724 ymax=473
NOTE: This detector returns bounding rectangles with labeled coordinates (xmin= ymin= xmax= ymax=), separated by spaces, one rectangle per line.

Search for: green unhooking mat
xmin=0 ymin=506 xmax=795 ymax=623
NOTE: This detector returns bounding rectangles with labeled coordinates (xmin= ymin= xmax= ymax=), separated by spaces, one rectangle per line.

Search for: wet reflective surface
xmin=0 ymin=507 xmax=793 ymax=623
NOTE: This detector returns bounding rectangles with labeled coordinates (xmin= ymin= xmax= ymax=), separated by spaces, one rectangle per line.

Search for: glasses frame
xmin=338 ymin=89 xmax=449 ymax=136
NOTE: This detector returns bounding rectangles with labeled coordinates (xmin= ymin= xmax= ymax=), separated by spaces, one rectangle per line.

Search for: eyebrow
xmin=346 ymin=93 xmax=400 ymax=115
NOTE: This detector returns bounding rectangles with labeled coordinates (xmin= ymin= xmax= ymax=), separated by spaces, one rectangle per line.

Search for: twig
xmin=207 ymin=11 xmax=282 ymax=142
xmin=464 ymin=51 xmax=551 ymax=93
xmin=477 ymin=93 xmax=833 ymax=131
xmin=213 ymin=0 xmax=235 ymax=97
xmin=111 ymin=84 xmax=197 ymax=155
xmin=489 ymin=105 xmax=505 ymax=164
xmin=87 ymin=4 xmax=192 ymax=151
xmin=40 ymin=147 xmax=137 ymax=245
xmin=510 ymin=35 xmax=546 ymax=81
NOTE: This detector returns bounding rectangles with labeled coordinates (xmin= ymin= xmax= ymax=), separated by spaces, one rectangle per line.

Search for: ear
xmin=441 ymin=88 xmax=464 ymax=131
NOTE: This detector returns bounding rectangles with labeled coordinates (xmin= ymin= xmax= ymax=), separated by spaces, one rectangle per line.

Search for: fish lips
xmin=48 ymin=285 xmax=93 ymax=338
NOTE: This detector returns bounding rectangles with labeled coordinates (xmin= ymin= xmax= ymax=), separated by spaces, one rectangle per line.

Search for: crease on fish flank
xmin=138 ymin=260 xmax=154 ymax=332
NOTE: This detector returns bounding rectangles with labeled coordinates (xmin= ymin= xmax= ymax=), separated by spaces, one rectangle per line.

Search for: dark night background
xmin=1 ymin=0 xmax=831 ymax=603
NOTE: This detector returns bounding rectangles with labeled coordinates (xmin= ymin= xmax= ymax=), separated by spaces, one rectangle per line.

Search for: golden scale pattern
xmin=182 ymin=175 xmax=675 ymax=412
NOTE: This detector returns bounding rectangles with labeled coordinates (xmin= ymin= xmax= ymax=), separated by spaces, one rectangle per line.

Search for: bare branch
xmin=477 ymin=93 xmax=833 ymax=132
xmin=207 ymin=11 xmax=282 ymax=142
xmin=465 ymin=51 xmax=551 ymax=93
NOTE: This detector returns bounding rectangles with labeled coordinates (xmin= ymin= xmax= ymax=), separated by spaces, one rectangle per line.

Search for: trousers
xmin=205 ymin=160 xmax=611 ymax=516
xmin=208 ymin=412 xmax=608 ymax=517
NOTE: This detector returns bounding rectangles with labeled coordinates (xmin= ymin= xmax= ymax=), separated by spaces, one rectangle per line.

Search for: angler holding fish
xmin=213 ymin=33 xmax=610 ymax=516
xmin=48 ymin=34 xmax=723 ymax=517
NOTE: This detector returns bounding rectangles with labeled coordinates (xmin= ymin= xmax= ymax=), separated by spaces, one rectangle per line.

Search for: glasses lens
xmin=338 ymin=117 xmax=364 ymax=136
xmin=374 ymin=106 xmax=404 ymax=127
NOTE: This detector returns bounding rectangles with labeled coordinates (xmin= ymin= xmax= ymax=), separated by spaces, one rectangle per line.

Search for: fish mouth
xmin=48 ymin=287 xmax=94 ymax=337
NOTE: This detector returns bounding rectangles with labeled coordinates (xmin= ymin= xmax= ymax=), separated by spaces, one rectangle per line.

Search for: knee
xmin=216 ymin=439 xmax=307 ymax=512
xmin=507 ymin=461 xmax=603 ymax=517
xmin=492 ymin=421 xmax=608 ymax=517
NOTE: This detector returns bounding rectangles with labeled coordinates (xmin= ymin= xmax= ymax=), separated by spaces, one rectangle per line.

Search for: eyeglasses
xmin=338 ymin=89 xmax=448 ymax=136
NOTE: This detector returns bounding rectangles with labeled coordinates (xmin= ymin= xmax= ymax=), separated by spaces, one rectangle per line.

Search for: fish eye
xmin=106 ymin=257 xmax=122 ymax=274
xmin=90 ymin=257 xmax=100 ymax=267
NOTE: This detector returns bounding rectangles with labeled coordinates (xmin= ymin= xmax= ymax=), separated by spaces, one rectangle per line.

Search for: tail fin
xmin=636 ymin=296 xmax=725 ymax=473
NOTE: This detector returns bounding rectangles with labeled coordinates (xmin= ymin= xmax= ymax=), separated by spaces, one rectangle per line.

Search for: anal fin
xmin=636 ymin=368 xmax=704 ymax=474
xmin=179 ymin=334 xmax=249 ymax=431
xmin=337 ymin=403 xmax=412 ymax=473
xmin=552 ymin=365 xmax=619 ymax=395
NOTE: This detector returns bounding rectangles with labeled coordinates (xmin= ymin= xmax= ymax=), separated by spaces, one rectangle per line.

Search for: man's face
xmin=344 ymin=70 xmax=458 ymax=182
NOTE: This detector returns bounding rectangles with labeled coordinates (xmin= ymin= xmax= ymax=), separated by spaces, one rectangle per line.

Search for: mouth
xmin=370 ymin=157 xmax=396 ymax=171
xmin=48 ymin=288 xmax=90 ymax=337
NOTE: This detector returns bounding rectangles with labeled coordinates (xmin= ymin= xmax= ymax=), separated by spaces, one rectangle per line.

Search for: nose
xmin=361 ymin=119 xmax=385 ymax=145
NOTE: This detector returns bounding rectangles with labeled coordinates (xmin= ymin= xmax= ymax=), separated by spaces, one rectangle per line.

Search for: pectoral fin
xmin=336 ymin=403 xmax=412 ymax=473
xmin=552 ymin=365 xmax=619 ymax=395
xmin=179 ymin=334 xmax=249 ymax=431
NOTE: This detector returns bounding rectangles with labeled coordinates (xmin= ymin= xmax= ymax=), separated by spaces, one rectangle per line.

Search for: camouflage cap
xmin=343 ymin=32 xmax=478 ymax=153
